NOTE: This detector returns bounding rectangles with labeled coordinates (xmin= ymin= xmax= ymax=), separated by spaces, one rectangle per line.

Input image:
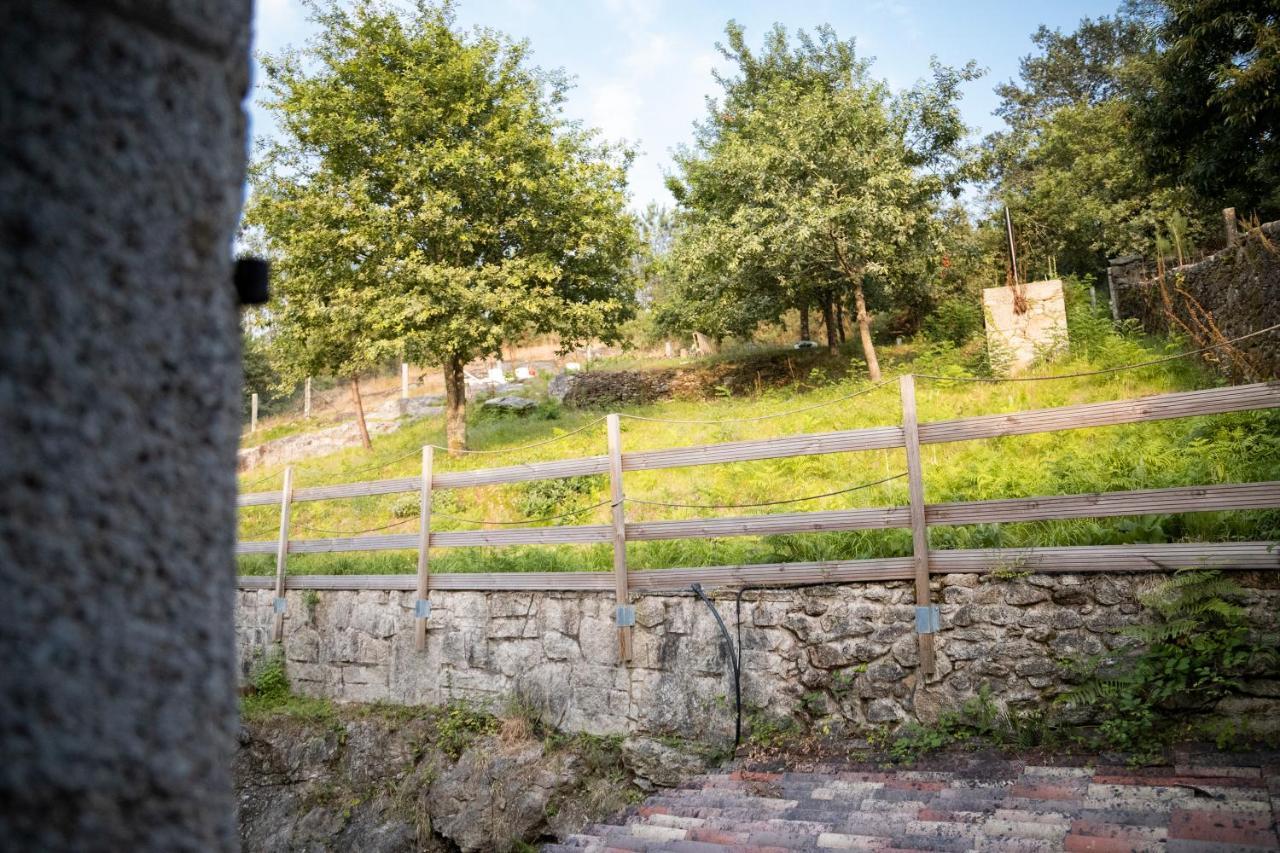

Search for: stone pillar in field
xmin=982 ymin=279 xmax=1069 ymax=375
xmin=0 ymin=2 xmax=250 ymax=850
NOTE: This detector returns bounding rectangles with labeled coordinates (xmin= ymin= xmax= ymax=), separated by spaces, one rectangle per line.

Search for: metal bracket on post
xmin=606 ymin=414 xmax=633 ymax=663
xmin=899 ymin=375 xmax=937 ymax=676
xmin=414 ymin=446 xmax=434 ymax=651
xmin=915 ymin=605 xmax=940 ymax=634
xmin=271 ymin=466 xmax=294 ymax=643
xmin=615 ymin=604 xmax=635 ymax=628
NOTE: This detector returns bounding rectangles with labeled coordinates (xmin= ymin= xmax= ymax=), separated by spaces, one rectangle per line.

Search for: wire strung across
xmin=427 ymin=417 xmax=607 ymax=455
xmin=291 ymin=517 xmax=419 ymax=536
xmin=430 ymin=499 xmax=613 ymax=527
xmin=242 ymin=474 xmax=907 ymax=538
xmin=625 ymin=473 xmax=907 ymax=510
xmin=616 ymin=378 xmax=896 ymax=424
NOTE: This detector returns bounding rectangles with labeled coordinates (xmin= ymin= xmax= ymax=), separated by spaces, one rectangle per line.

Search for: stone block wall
xmin=1113 ymin=220 xmax=1280 ymax=379
xmin=237 ymin=572 xmax=1280 ymax=741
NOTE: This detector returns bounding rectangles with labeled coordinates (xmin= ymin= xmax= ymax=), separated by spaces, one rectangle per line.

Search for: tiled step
xmin=548 ymin=752 xmax=1280 ymax=852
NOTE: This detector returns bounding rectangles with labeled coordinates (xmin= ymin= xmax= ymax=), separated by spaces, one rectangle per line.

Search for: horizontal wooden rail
xmin=430 ymin=525 xmax=612 ymax=548
xmin=287 ymin=533 xmax=416 ymax=554
xmin=235 ymin=480 xmax=1280 ymax=556
xmin=238 ymin=571 xmax=614 ymax=591
xmin=238 ymin=382 xmax=1280 ymax=507
xmin=929 ymin=541 xmax=1279 ymax=574
xmin=927 ymin=481 xmax=1280 ymax=526
xmin=918 ymin=381 xmax=1280 ymax=446
xmin=238 ymin=459 xmax=612 ymax=508
xmin=626 ymin=507 xmax=911 ymax=540
xmin=434 ymin=456 xmax=610 ymax=489
xmin=625 ymin=557 xmax=915 ymax=589
xmin=622 ymin=426 xmax=904 ymax=472
xmin=236 ymin=541 xmax=1279 ymax=592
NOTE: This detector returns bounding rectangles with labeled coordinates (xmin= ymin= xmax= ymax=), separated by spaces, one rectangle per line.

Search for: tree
xmin=986 ymin=11 xmax=1197 ymax=279
xmin=247 ymin=0 xmax=637 ymax=452
xmin=990 ymin=98 xmax=1194 ymax=279
xmin=994 ymin=14 xmax=1153 ymax=132
xmin=1134 ymin=0 xmax=1280 ymax=220
xmin=664 ymin=22 xmax=979 ymax=378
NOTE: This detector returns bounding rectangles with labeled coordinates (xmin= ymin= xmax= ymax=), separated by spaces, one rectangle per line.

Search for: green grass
xmin=238 ymin=295 xmax=1280 ymax=577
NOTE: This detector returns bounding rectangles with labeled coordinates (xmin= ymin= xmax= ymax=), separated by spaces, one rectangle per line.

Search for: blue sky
xmin=250 ymin=0 xmax=1118 ymax=210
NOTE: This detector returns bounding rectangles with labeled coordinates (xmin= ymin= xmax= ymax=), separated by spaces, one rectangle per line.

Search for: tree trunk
xmin=444 ymin=354 xmax=467 ymax=456
xmin=835 ymin=300 xmax=847 ymax=344
xmin=853 ymin=282 xmax=881 ymax=381
xmin=821 ymin=295 xmax=839 ymax=353
xmin=798 ymin=303 xmax=811 ymax=341
xmin=349 ymin=376 xmax=372 ymax=450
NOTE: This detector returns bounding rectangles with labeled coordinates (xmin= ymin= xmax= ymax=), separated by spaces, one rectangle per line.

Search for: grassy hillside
xmin=238 ymin=304 xmax=1280 ymax=578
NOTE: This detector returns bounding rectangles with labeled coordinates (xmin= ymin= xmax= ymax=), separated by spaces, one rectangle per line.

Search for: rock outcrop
xmin=234 ymin=707 xmax=704 ymax=851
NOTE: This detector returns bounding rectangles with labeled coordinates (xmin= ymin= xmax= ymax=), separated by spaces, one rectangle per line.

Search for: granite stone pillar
xmin=1 ymin=1 xmax=250 ymax=849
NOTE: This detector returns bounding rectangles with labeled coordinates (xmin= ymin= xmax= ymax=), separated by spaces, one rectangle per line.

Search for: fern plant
xmin=1064 ymin=570 xmax=1275 ymax=758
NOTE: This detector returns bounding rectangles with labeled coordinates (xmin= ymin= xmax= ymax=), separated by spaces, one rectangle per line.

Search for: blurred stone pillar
xmin=0 ymin=2 xmax=250 ymax=850
xmin=1107 ymin=254 xmax=1144 ymax=323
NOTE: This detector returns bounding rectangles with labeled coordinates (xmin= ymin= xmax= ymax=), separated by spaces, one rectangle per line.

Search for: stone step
xmin=548 ymin=751 xmax=1280 ymax=853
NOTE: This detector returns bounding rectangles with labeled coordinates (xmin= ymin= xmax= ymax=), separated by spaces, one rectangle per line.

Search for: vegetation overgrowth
xmin=238 ymin=287 xmax=1280 ymax=578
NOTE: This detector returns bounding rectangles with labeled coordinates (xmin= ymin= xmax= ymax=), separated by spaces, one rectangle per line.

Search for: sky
xmin=250 ymin=0 xmax=1119 ymax=211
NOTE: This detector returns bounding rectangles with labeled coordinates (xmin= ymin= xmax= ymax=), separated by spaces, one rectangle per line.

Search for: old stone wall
xmin=1113 ymin=220 xmax=1280 ymax=379
xmin=237 ymin=572 xmax=1280 ymax=742
xmin=552 ymin=348 xmax=847 ymax=409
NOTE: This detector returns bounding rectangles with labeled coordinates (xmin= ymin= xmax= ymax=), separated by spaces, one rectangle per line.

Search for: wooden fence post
xmin=401 ymin=362 xmax=409 ymax=399
xmin=899 ymin=375 xmax=937 ymax=676
xmin=1223 ymin=207 xmax=1239 ymax=248
xmin=272 ymin=465 xmax=294 ymax=643
xmin=415 ymin=446 xmax=434 ymax=650
xmin=251 ymin=392 xmax=259 ymax=432
xmin=304 ymin=377 xmax=312 ymax=417
xmin=606 ymin=414 xmax=633 ymax=663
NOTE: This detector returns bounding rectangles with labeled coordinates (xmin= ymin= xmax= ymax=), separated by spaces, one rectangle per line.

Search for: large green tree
xmin=987 ymin=12 xmax=1198 ymax=279
xmin=247 ymin=0 xmax=637 ymax=452
xmin=1135 ymin=0 xmax=1280 ymax=219
xmin=663 ymin=22 xmax=978 ymax=378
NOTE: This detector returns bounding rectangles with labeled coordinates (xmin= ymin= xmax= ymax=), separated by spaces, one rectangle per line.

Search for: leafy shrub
xmin=883 ymin=685 xmax=1004 ymax=762
xmin=391 ymin=494 xmax=421 ymax=518
xmin=432 ymin=701 xmax=499 ymax=760
xmin=517 ymin=475 xmax=605 ymax=521
xmin=921 ymin=295 xmax=983 ymax=345
xmin=1064 ymin=570 xmax=1277 ymax=759
xmin=249 ymin=647 xmax=290 ymax=701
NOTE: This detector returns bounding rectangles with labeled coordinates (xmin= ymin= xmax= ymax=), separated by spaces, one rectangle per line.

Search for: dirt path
xmin=549 ymin=745 xmax=1280 ymax=851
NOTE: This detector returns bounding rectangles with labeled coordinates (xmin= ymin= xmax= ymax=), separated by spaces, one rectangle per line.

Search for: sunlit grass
xmin=237 ymin=303 xmax=1280 ymax=576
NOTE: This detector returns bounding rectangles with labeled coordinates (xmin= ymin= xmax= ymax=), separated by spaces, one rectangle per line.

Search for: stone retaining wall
xmin=237 ymin=572 xmax=1280 ymax=741
xmin=1113 ymin=220 xmax=1280 ymax=380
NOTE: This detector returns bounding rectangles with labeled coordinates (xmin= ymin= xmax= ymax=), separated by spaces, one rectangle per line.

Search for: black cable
xmin=690 ymin=583 xmax=742 ymax=747
xmin=627 ymin=473 xmax=906 ymax=510
xmin=731 ymin=579 xmax=893 ymax=750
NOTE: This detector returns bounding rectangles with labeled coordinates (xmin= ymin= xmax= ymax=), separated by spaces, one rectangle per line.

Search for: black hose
xmin=701 ymin=579 xmax=895 ymax=749
xmin=690 ymin=583 xmax=742 ymax=746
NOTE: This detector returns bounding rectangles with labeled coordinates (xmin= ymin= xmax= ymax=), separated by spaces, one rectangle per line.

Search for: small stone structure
xmin=237 ymin=572 xmax=1280 ymax=742
xmin=1113 ymin=220 xmax=1280 ymax=380
xmin=982 ymin=280 xmax=1069 ymax=374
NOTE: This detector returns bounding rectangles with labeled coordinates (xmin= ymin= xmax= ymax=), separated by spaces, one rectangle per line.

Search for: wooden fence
xmin=238 ymin=378 xmax=1280 ymax=669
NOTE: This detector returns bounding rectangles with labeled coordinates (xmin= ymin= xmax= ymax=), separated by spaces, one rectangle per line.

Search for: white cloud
xmin=585 ymin=80 xmax=641 ymax=145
